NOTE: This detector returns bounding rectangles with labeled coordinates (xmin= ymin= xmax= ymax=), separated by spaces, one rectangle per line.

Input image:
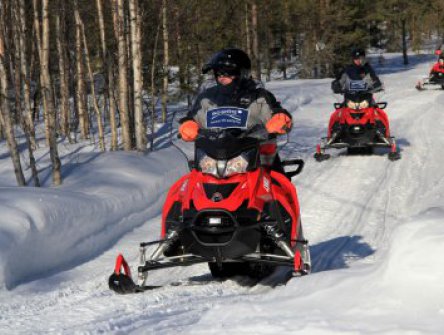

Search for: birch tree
xmin=14 ymin=0 xmax=40 ymax=186
xmin=55 ymin=0 xmax=71 ymax=141
xmin=115 ymin=0 xmax=132 ymax=150
xmin=129 ymin=0 xmax=146 ymax=151
xmin=251 ymin=1 xmax=260 ymax=80
xmin=39 ymin=0 xmax=62 ymax=185
xmin=32 ymin=0 xmax=50 ymax=143
xmin=0 ymin=4 xmax=26 ymax=186
xmin=74 ymin=0 xmax=89 ymax=140
xmin=79 ymin=16 xmax=105 ymax=151
xmin=96 ymin=0 xmax=118 ymax=150
xmin=161 ymin=0 xmax=169 ymax=123
xmin=150 ymin=11 xmax=162 ymax=151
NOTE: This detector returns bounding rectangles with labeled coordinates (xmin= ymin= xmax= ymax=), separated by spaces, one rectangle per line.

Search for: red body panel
xmin=161 ymin=168 xmax=301 ymax=244
xmin=327 ymin=106 xmax=390 ymax=138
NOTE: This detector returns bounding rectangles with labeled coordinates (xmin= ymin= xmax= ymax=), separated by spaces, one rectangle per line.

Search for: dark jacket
xmin=332 ymin=63 xmax=382 ymax=94
xmin=182 ymin=78 xmax=291 ymax=129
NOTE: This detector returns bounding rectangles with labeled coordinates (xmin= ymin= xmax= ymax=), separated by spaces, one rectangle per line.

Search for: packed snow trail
xmin=1 ymin=54 xmax=444 ymax=334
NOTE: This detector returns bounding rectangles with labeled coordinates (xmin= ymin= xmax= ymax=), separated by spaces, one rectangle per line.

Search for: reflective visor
xmin=214 ymin=68 xmax=239 ymax=77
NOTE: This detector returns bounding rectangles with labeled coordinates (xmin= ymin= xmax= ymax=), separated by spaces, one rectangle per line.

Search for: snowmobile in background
xmin=314 ymin=81 xmax=401 ymax=162
xmin=415 ymin=50 xmax=444 ymax=91
xmin=109 ymin=109 xmax=311 ymax=294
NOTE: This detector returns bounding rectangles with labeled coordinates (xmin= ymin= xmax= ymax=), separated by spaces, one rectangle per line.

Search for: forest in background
xmin=0 ymin=0 xmax=443 ymax=186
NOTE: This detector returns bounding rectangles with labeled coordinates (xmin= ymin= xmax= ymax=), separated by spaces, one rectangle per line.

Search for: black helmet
xmin=202 ymin=48 xmax=251 ymax=79
xmin=351 ymin=48 xmax=366 ymax=59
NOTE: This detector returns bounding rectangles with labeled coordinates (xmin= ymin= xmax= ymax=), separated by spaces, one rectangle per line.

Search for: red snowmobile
xmin=314 ymin=82 xmax=400 ymax=161
xmin=416 ymin=50 xmax=444 ymax=90
xmin=109 ymin=113 xmax=311 ymax=294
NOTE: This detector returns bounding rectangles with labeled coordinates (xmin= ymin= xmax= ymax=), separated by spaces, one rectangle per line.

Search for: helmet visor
xmin=214 ymin=67 xmax=240 ymax=77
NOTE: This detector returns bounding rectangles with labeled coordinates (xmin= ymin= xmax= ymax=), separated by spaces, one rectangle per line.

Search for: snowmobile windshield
xmin=170 ymin=108 xmax=268 ymax=174
xmin=195 ymin=130 xmax=260 ymax=161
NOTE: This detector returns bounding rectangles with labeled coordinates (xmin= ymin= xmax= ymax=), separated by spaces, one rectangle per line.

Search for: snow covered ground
xmin=1 ymin=53 xmax=444 ymax=334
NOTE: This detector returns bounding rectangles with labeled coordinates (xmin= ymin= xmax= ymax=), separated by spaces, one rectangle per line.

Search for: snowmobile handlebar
xmin=177 ymin=124 xmax=272 ymax=142
xmin=339 ymin=87 xmax=384 ymax=95
xmin=333 ymin=101 xmax=388 ymax=109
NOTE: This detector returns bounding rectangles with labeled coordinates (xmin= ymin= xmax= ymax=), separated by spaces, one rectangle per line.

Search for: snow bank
xmin=0 ymin=148 xmax=187 ymax=289
xmin=188 ymin=208 xmax=444 ymax=334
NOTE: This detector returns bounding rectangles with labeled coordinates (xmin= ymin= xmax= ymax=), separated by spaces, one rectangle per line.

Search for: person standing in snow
xmin=331 ymin=48 xmax=383 ymax=103
xmin=178 ymin=48 xmax=292 ymax=174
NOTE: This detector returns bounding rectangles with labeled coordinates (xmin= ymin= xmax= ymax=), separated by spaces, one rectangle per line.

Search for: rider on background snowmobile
xmin=331 ymin=48 xmax=383 ymax=104
xmin=415 ymin=52 xmax=444 ymax=90
xmin=178 ymin=48 xmax=292 ymax=175
xmin=429 ymin=54 xmax=444 ymax=76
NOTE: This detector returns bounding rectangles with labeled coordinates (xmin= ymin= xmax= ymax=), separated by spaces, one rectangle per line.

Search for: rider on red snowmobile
xmin=314 ymin=47 xmax=400 ymax=161
xmin=415 ymin=53 xmax=444 ymax=90
xmin=178 ymin=48 xmax=292 ymax=175
xmin=331 ymin=48 xmax=383 ymax=105
xmin=430 ymin=54 xmax=444 ymax=76
xmin=108 ymin=49 xmax=310 ymax=294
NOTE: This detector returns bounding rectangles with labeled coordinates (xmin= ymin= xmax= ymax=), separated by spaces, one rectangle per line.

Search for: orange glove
xmin=266 ymin=113 xmax=292 ymax=134
xmin=179 ymin=120 xmax=199 ymax=142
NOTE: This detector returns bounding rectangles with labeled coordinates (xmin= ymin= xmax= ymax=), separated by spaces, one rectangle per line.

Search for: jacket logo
xmin=206 ymin=107 xmax=249 ymax=129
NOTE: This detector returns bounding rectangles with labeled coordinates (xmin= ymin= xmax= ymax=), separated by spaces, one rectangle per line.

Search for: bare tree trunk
xmin=32 ymin=0 xmax=51 ymax=144
xmin=80 ymin=18 xmax=105 ymax=151
xmin=55 ymin=0 xmax=70 ymax=141
xmin=14 ymin=0 xmax=40 ymax=186
xmin=0 ymin=7 xmax=26 ymax=186
xmin=401 ymin=18 xmax=409 ymax=65
xmin=150 ymin=15 xmax=161 ymax=151
xmin=125 ymin=6 xmax=135 ymax=146
xmin=264 ymin=23 xmax=272 ymax=82
xmin=281 ymin=0 xmax=290 ymax=80
xmin=251 ymin=2 xmax=260 ymax=80
xmin=96 ymin=0 xmax=118 ymax=150
xmin=40 ymin=0 xmax=62 ymax=185
xmin=74 ymin=0 xmax=89 ymax=140
xmin=108 ymin=61 xmax=118 ymax=150
xmin=115 ymin=0 xmax=132 ymax=150
xmin=12 ymin=2 xmax=22 ymax=126
xmin=174 ymin=4 xmax=185 ymax=92
xmin=96 ymin=0 xmax=107 ymax=66
xmin=245 ymin=3 xmax=251 ymax=55
xmin=161 ymin=0 xmax=169 ymax=123
xmin=129 ymin=0 xmax=146 ymax=151
xmin=17 ymin=0 xmax=37 ymax=149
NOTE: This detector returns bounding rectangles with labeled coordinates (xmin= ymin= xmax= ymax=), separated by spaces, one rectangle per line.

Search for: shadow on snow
xmin=310 ymin=235 xmax=375 ymax=273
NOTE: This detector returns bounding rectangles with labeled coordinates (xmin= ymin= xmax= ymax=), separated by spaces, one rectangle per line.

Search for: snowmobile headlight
xmin=347 ymin=99 xmax=369 ymax=110
xmin=224 ymin=154 xmax=249 ymax=177
xmin=358 ymin=100 xmax=369 ymax=109
xmin=199 ymin=155 xmax=218 ymax=176
xmin=346 ymin=100 xmax=358 ymax=109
